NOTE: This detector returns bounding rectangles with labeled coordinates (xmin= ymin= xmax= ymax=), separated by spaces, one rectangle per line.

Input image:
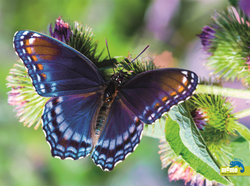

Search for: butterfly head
xmin=110 ymin=72 xmax=126 ymax=84
xmin=103 ymin=81 xmax=118 ymax=103
xmin=103 ymin=72 xmax=128 ymax=103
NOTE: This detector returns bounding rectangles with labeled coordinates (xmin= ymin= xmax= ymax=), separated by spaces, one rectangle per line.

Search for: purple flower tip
xmin=197 ymin=26 xmax=216 ymax=52
xmin=49 ymin=16 xmax=72 ymax=43
xmin=191 ymin=109 xmax=207 ymax=130
xmin=8 ymin=87 xmax=27 ymax=108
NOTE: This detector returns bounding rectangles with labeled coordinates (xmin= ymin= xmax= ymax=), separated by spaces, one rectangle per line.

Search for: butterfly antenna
xmin=121 ymin=45 xmax=149 ymax=71
xmin=105 ymin=39 xmax=115 ymax=74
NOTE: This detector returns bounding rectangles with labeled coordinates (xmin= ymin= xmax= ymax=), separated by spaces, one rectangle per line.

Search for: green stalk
xmin=196 ymin=85 xmax=250 ymax=99
xmin=234 ymin=108 xmax=250 ymax=119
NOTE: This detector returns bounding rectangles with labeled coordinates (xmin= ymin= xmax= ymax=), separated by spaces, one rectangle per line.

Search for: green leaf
xmin=229 ymin=137 xmax=250 ymax=185
xmin=166 ymin=103 xmax=231 ymax=185
xmin=232 ymin=122 xmax=250 ymax=142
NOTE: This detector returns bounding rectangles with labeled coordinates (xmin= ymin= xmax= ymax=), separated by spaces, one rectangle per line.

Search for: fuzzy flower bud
xmin=198 ymin=7 xmax=250 ymax=85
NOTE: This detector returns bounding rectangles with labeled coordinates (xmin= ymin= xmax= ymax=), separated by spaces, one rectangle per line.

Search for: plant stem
xmin=234 ymin=108 xmax=250 ymax=119
xmin=196 ymin=85 xmax=250 ymax=99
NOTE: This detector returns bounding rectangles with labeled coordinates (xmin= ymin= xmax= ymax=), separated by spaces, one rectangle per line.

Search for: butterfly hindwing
xmin=42 ymin=91 xmax=102 ymax=159
xmin=13 ymin=30 xmax=106 ymax=97
xmin=91 ymin=99 xmax=143 ymax=171
xmin=119 ymin=68 xmax=198 ymax=124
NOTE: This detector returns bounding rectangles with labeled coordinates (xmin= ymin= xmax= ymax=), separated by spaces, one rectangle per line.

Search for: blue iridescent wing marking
xmin=91 ymin=99 xmax=143 ymax=171
xmin=13 ymin=30 xmax=106 ymax=97
xmin=119 ymin=69 xmax=198 ymax=124
xmin=42 ymin=91 xmax=102 ymax=159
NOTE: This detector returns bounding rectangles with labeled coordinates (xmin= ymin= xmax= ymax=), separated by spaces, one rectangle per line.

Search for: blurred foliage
xmin=1 ymin=0 xmax=228 ymax=185
xmin=229 ymin=0 xmax=240 ymax=7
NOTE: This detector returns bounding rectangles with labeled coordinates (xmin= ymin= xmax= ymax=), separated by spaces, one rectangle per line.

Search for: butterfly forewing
xmin=119 ymin=69 xmax=198 ymax=124
xmin=42 ymin=91 xmax=102 ymax=159
xmin=13 ymin=30 xmax=106 ymax=97
xmin=91 ymin=99 xmax=143 ymax=171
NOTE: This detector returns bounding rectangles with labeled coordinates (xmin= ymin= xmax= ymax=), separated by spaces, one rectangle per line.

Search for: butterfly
xmin=13 ymin=30 xmax=198 ymax=171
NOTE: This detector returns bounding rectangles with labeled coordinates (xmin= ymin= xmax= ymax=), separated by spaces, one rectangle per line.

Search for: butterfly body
xmin=13 ymin=30 xmax=199 ymax=171
xmin=95 ymin=73 xmax=126 ymax=135
xmin=103 ymin=80 xmax=118 ymax=103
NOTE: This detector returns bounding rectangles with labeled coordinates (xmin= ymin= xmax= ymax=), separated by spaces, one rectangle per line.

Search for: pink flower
xmin=168 ymin=160 xmax=217 ymax=186
xmin=168 ymin=162 xmax=194 ymax=185
xmin=231 ymin=6 xmax=250 ymax=26
xmin=8 ymin=87 xmax=28 ymax=114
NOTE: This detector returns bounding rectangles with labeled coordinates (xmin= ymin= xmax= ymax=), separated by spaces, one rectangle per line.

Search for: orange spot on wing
xmin=162 ymin=96 xmax=168 ymax=102
xmin=184 ymin=80 xmax=188 ymax=86
xmin=31 ymin=55 xmax=38 ymax=62
xmin=40 ymin=73 xmax=46 ymax=79
xmin=177 ymin=86 xmax=185 ymax=93
xmin=24 ymin=39 xmax=30 ymax=46
xmin=154 ymin=102 xmax=161 ymax=109
xmin=170 ymin=91 xmax=177 ymax=96
xmin=37 ymin=64 xmax=43 ymax=70
xmin=25 ymin=47 xmax=32 ymax=54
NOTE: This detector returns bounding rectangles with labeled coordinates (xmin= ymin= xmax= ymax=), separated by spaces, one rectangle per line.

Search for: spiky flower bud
xmin=198 ymin=7 xmax=250 ymax=86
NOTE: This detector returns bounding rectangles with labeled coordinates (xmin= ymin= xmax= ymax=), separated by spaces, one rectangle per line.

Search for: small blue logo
xmin=230 ymin=158 xmax=245 ymax=173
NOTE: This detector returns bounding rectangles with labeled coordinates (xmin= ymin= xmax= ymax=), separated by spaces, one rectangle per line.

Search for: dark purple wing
xmin=118 ymin=68 xmax=198 ymax=124
xmin=91 ymin=99 xmax=143 ymax=171
xmin=42 ymin=91 xmax=102 ymax=159
xmin=13 ymin=30 xmax=106 ymax=97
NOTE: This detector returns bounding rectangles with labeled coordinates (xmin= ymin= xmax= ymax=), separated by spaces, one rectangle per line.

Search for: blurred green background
xmin=0 ymin=0 xmax=227 ymax=186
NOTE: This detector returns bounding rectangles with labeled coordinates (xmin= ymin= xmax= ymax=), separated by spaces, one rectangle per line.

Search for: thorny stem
xmin=196 ymin=85 xmax=250 ymax=100
xmin=234 ymin=108 xmax=250 ymax=119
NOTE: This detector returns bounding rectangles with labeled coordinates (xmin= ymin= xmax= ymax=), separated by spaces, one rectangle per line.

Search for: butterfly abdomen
xmin=95 ymin=102 xmax=111 ymax=135
xmin=95 ymin=81 xmax=118 ymax=136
